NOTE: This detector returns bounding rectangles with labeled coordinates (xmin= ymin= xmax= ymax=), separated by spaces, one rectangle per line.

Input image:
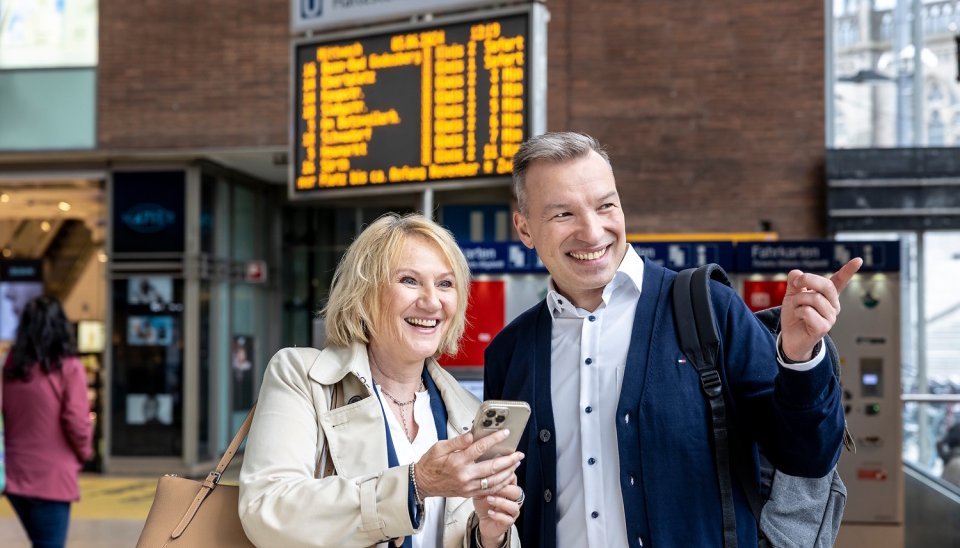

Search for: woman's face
xmin=371 ymin=236 xmax=459 ymax=367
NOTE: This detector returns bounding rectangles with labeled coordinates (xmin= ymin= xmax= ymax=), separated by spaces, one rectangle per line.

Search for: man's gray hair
xmin=512 ymin=131 xmax=611 ymax=214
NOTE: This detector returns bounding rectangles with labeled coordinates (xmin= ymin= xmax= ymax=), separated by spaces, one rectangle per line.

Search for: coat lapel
xmin=310 ymin=343 xmax=389 ymax=480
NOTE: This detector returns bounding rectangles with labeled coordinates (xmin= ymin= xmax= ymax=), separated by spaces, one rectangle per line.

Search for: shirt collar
xmin=547 ymin=244 xmax=644 ymax=317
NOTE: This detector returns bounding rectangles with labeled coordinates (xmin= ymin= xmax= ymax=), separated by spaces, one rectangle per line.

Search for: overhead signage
xmin=462 ymin=242 xmax=735 ymax=274
xmin=291 ymin=6 xmax=546 ymax=198
xmin=461 ymin=243 xmax=544 ymax=274
xmin=291 ymin=0 xmax=521 ymax=34
xmin=736 ymin=241 xmax=900 ymax=273
xmin=631 ymin=242 xmax=735 ymax=271
xmin=463 ymin=241 xmax=901 ymax=275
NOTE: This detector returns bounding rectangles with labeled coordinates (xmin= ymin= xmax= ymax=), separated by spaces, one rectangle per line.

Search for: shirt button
xmin=630 ymin=476 xmax=636 ymax=485
xmin=585 ymin=406 xmax=593 ymax=414
xmin=588 ymin=315 xmax=596 ymax=322
xmin=624 ymin=413 xmax=630 ymax=424
xmin=588 ymin=457 xmax=596 ymax=465
xmin=585 ymin=357 xmax=593 ymax=365
xmin=544 ymin=489 xmax=553 ymax=503
xmin=539 ymin=429 xmax=551 ymax=443
xmin=591 ymin=511 xmax=599 ymax=518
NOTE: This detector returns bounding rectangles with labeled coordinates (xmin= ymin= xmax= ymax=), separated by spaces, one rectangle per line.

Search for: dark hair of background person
xmin=939 ymin=423 xmax=960 ymax=463
xmin=4 ymin=296 xmax=77 ymax=382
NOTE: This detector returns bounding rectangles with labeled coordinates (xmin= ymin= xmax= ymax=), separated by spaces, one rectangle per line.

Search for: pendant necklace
xmin=370 ymin=351 xmax=424 ymax=443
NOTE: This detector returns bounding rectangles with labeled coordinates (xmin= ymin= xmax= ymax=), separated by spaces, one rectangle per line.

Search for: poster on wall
xmin=0 ymin=282 xmax=45 ymax=340
xmin=125 ymin=393 xmax=174 ymax=425
xmin=77 ymin=320 xmax=105 ymax=353
xmin=0 ymin=0 xmax=98 ymax=69
xmin=127 ymin=316 xmax=174 ymax=346
xmin=232 ymin=335 xmax=255 ymax=411
xmin=127 ymin=276 xmax=173 ymax=307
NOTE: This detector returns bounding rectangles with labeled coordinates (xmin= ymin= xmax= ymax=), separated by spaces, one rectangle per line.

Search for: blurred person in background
xmin=937 ymin=423 xmax=960 ymax=487
xmin=2 ymin=296 xmax=92 ymax=548
xmin=239 ymin=213 xmax=523 ymax=547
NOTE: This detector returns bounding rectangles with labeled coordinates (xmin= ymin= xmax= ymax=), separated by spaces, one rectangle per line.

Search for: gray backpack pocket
xmin=759 ymin=470 xmax=847 ymax=548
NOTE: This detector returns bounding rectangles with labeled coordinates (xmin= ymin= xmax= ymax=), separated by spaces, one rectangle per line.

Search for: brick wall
xmin=545 ymin=0 xmax=826 ymax=238
xmin=98 ymin=0 xmax=289 ymax=149
xmin=97 ymin=1 xmax=826 ymax=237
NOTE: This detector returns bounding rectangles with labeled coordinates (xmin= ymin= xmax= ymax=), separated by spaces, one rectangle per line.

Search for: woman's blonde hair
xmin=322 ymin=213 xmax=470 ymax=356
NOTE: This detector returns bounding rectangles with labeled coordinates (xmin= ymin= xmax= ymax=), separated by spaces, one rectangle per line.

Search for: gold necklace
xmin=369 ymin=351 xmax=424 ymax=442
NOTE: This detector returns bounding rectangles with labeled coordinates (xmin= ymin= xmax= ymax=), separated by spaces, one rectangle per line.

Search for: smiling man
xmin=483 ymin=132 xmax=862 ymax=548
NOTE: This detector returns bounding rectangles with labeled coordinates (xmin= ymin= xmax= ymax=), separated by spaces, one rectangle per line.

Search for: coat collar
xmin=307 ymin=341 xmax=476 ymax=435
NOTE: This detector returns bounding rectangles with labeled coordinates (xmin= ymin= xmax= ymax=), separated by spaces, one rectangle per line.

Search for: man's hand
xmin=779 ymin=258 xmax=863 ymax=362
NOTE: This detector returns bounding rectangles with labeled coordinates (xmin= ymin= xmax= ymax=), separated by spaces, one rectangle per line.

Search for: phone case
xmin=472 ymin=400 xmax=531 ymax=461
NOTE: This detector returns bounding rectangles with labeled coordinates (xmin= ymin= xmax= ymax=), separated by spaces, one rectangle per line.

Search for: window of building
xmin=829 ymin=0 xmax=960 ymax=147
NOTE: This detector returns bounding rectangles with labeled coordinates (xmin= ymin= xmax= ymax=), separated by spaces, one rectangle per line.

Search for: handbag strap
xmin=321 ymin=380 xmax=344 ymax=478
xmin=171 ymin=378 xmax=346 ymax=539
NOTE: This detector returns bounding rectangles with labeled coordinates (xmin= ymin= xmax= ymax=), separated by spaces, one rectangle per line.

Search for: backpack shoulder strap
xmin=673 ymin=264 xmax=739 ymax=548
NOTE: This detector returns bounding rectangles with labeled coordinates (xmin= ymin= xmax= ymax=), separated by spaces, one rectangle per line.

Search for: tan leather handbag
xmin=136 ymin=383 xmax=343 ymax=547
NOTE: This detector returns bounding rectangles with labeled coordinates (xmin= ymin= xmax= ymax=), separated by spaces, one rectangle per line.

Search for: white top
xmin=548 ymin=245 xmax=643 ymax=548
xmin=379 ymin=387 xmax=443 ymax=548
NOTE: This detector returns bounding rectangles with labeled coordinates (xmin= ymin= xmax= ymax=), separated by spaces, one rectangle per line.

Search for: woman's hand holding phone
xmin=414 ymin=429 xmax=524 ymax=500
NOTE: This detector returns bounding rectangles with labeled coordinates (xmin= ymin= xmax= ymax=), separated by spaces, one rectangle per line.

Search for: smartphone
xmin=471 ymin=400 xmax=531 ymax=461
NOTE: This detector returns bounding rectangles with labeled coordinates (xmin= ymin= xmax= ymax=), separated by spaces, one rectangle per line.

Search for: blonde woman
xmin=240 ymin=213 xmax=523 ymax=548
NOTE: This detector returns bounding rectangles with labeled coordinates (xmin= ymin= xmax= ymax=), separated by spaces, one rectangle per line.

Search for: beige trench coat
xmin=238 ymin=343 xmax=519 ymax=548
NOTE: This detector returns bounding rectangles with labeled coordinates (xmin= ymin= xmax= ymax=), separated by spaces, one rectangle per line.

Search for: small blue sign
xmin=461 ymin=243 xmax=545 ymax=274
xmin=736 ymin=241 xmax=900 ymax=273
xmin=631 ymin=242 xmax=735 ymax=271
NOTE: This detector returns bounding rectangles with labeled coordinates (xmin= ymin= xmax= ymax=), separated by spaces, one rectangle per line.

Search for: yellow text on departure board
xmin=295 ymin=16 xmax=528 ymax=192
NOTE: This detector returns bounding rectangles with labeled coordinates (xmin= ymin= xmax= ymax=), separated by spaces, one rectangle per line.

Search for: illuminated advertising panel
xmin=291 ymin=5 xmax=546 ymax=199
xmin=0 ymin=0 xmax=98 ymax=68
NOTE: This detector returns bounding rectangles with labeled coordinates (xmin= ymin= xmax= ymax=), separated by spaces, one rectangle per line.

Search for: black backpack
xmin=672 ymin=263 xmax=854 ymax=548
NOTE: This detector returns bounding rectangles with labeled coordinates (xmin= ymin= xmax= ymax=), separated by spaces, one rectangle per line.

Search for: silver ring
xmin=480 ymin=477 xmax=489 ymax=490
xmin=514 ymin=489 xmax=525 ymax=507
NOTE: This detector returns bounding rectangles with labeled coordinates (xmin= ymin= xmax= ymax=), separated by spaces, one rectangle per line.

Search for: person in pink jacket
xmin=2 ymin=296 xmax=92 ymax=548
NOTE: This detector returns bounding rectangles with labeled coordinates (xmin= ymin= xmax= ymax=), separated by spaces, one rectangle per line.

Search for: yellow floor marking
xmin=1 ymin=475 xmax=158 ymax=520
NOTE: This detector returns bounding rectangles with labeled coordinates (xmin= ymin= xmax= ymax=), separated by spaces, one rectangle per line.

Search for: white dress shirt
xmin=549 ymin=245 xmax=643 ymax=548
xmin=547 ymin=247 xmax=825 ymax=548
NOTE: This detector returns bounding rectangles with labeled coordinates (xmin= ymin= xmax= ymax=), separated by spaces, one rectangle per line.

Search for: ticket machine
xmin=734 ymin=241 xmax=905 ymax=547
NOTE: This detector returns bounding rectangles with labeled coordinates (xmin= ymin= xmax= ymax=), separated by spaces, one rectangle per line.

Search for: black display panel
xmin=110 ymin=277 xmax=185 ymax=456
xmin=292 ymin=12 xmax=530 ymax=196
xmin=112 ymin=171 xmax=186 ymax=254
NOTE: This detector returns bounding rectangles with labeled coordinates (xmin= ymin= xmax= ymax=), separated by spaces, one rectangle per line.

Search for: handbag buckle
xmin=203 ymin=470 xmax=223 ymax=488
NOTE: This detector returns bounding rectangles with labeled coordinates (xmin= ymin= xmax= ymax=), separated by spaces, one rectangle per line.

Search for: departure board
xmin=292 ymin=11 xmax=535 ymax=197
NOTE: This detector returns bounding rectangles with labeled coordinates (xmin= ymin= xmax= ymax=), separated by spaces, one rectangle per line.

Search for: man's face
xmin=514 ymin=150 xmax=628 ymax=310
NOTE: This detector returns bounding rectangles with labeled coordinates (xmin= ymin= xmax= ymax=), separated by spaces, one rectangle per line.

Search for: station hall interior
xmin=1 ymin=0 xmax=960 ymax=546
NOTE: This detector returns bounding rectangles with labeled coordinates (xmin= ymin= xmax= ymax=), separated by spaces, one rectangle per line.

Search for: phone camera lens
xmin=495 ymin=415 xmax=506 ymax=423
xmin=483 ymin=419 xmax=493 ymax=427
xmin=485 ymin=410 xmax=496 ymax=418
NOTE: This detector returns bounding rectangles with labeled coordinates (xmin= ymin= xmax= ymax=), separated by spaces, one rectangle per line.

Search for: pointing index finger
xmin=831 ymin=257 xmax=863 ymax=294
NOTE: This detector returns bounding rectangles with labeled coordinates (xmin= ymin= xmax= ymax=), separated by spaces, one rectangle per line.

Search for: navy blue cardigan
xmin=483 ymin=258 xmax=844 ymax=547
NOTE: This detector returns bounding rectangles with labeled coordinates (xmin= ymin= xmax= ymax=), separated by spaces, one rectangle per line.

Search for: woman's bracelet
xmin=409 ymin=462 xmax=424 ymax=505
xmin=474 ymin=525 xmax=508 ymax=548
